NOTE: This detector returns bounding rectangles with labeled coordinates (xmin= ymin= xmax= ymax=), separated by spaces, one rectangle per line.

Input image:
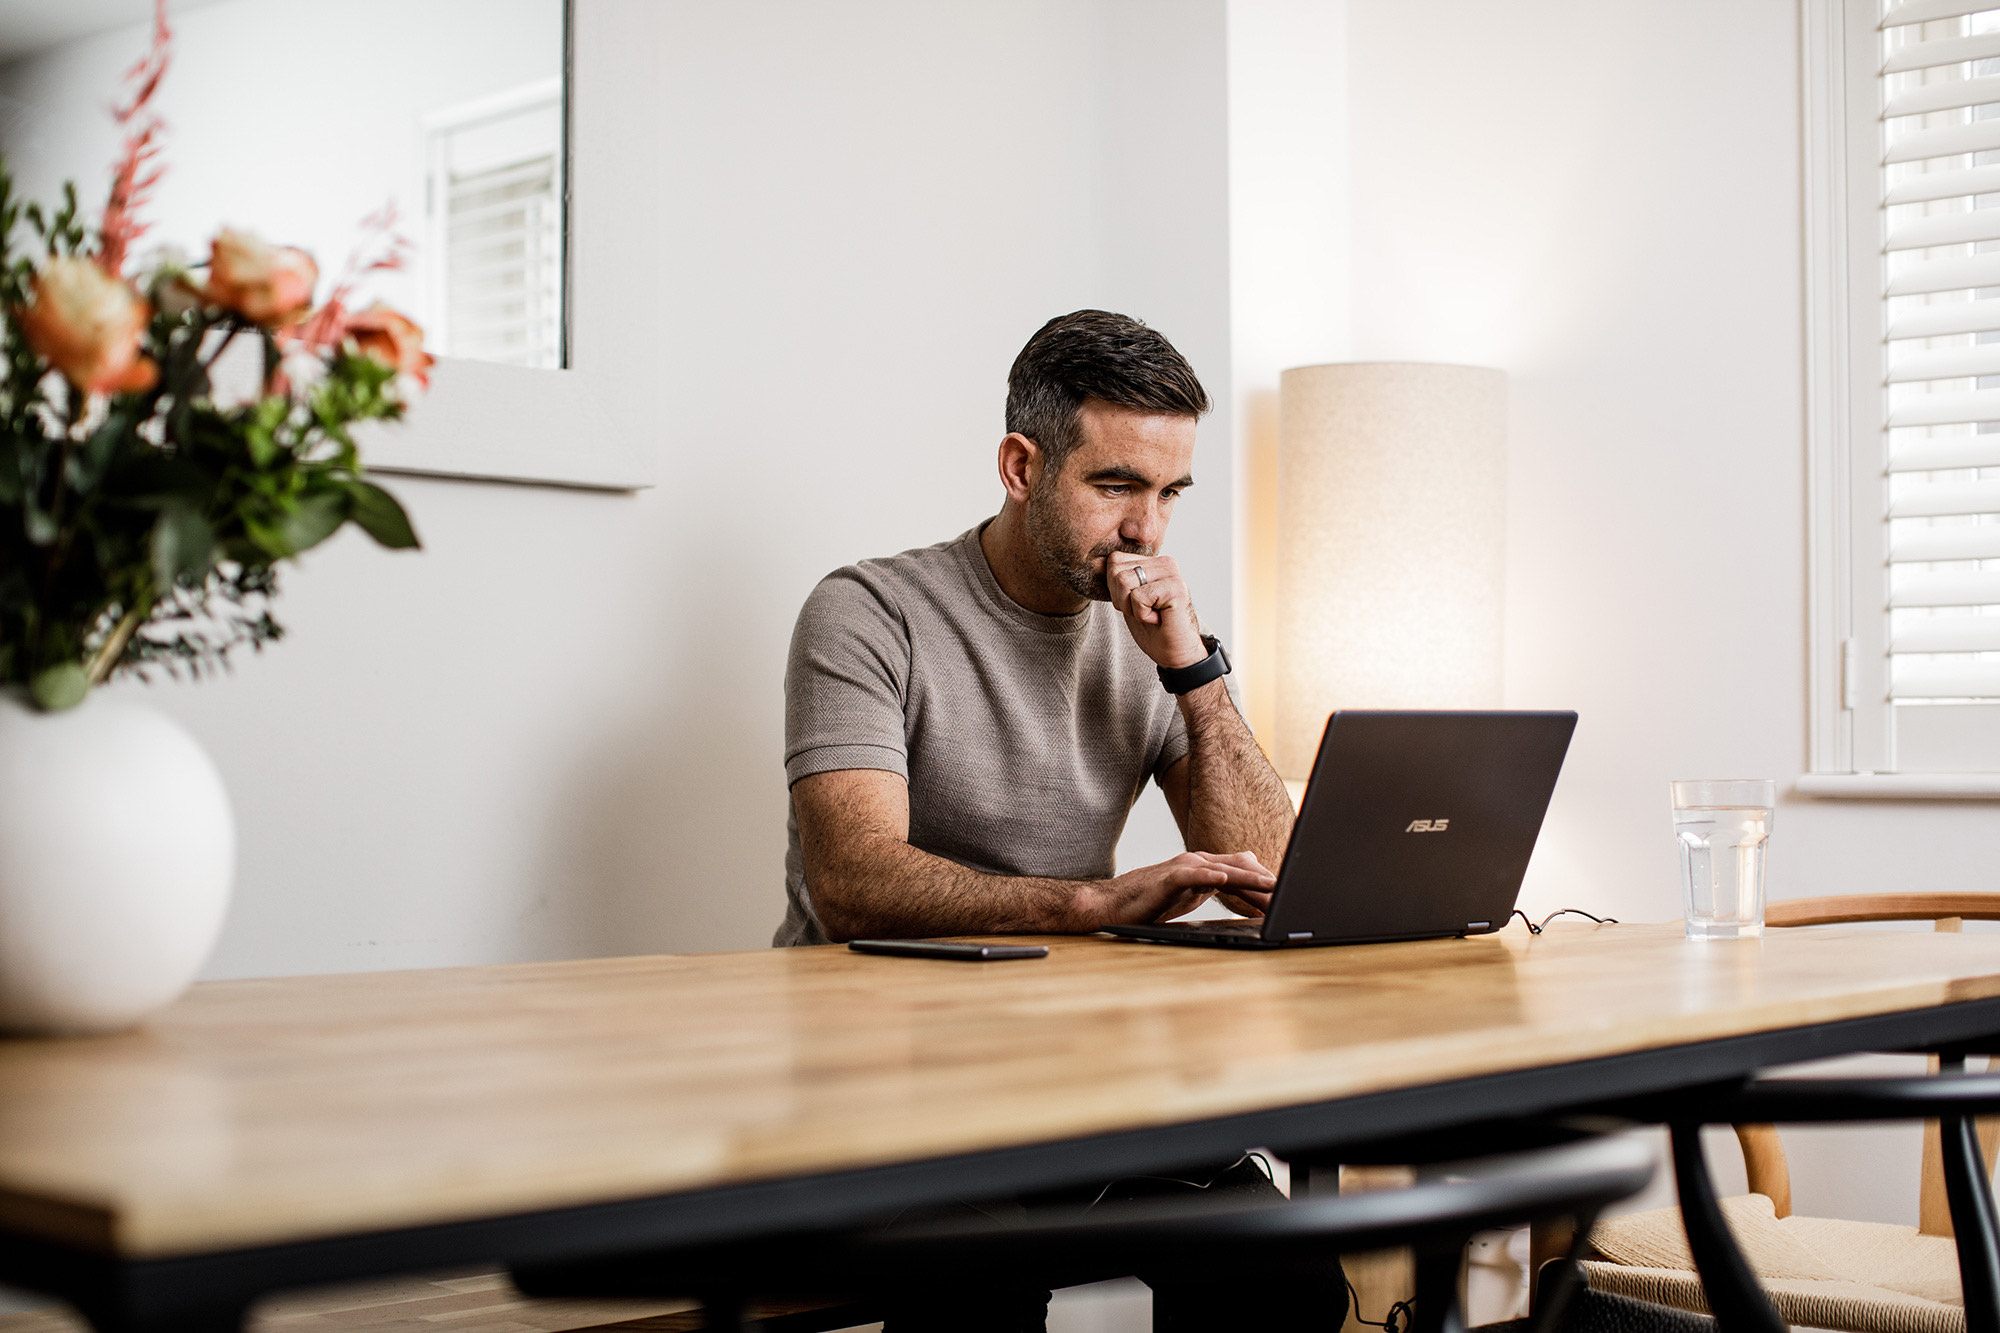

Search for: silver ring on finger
xmin=1135 ymin=566 xmax=1148 ymax=587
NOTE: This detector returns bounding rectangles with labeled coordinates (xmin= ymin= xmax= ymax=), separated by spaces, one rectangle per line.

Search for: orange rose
xmin=345 ymin=303 xmax=433 ymax=389
xmin=203 ymin=228 xmax=318 ymax=326
xmin=17 ymin=256 xmax=158 ymax=395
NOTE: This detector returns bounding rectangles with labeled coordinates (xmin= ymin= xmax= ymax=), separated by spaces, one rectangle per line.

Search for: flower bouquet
xmin=1 ymin=4 xmax=426 ymax=714
xmin=0 ymin=4 xmax=433 ymax=1035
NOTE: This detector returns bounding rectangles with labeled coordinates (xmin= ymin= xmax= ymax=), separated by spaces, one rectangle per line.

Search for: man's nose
xmin=1120 ymin=502 xmax=1165 ymax=551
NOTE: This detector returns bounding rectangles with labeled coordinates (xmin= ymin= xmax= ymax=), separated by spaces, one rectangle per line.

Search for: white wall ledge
xmin=1795 ymin=773 xmax=2000 ymax=800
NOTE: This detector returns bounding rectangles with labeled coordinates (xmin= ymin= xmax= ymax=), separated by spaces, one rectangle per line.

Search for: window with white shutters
xmin=1803 ymin=0 xmax=2000 ymax=794
xmin=422 ymin=78 xmax=565 ymax=370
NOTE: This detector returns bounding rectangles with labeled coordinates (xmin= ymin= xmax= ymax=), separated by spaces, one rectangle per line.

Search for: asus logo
xmin=1405 ymin=818 xmax=1450 ymax=833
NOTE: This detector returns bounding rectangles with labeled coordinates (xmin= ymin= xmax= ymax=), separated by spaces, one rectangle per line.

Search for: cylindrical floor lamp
xmin=1274 ymin=363 xmax=1508 ymax=782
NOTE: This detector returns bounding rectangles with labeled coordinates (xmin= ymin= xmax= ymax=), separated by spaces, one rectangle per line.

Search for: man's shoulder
xmin=807 ymin=527 xmax=979 ymax=609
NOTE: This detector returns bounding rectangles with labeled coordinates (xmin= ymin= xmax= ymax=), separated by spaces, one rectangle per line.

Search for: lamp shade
xmin=1274 ymin=363 xmax=1507 ymax=781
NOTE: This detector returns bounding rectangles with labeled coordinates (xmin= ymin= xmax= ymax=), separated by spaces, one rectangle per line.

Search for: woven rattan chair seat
xmin=1580 ymin=1194 xmax=1964 ymax=1333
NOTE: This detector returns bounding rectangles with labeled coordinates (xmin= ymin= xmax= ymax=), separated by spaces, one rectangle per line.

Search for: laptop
xmin=1104 ymin=709 xmax=1577 ymax=950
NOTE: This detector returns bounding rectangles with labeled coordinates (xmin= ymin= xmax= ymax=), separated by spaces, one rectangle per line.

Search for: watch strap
xmin=1158 ymin=635 xmax=1231 ymax=695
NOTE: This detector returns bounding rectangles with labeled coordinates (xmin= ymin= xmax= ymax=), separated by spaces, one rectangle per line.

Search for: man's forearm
xmin=1177 ymin=678 xmax=1294 ymax=870
xmin=804 ymin=832 xmax=1097 ymax=942
xmin=792 ymin=769 xmax=1268 ymax=942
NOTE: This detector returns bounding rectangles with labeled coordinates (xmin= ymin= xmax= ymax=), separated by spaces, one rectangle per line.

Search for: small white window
xmin=1804 ymin=0 xmax=2000 ymax=794
xmin=423 ymin=77 xmax=564 ymax=369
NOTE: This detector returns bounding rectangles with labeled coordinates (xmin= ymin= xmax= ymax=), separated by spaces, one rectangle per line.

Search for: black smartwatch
xmin=1158 ymin=635 xmax=1231 ymax=695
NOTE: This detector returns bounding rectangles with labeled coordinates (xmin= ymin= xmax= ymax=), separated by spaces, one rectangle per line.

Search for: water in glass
xmin=1674 ymin=805 xmax=1770 ymax=940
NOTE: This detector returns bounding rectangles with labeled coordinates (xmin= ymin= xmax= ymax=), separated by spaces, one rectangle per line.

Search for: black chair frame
xmin=514 ymin=1131 xmax=1657 ymax=1333
xmin=1603 ymin=1067 xmax=2000 ymax=1333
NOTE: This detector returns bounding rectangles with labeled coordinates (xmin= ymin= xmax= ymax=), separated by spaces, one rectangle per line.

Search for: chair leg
xmin=1409 ymin=1242 xmax=1467 ymax=1333
xmin=1941 ymin=1112 xmax=2000 ymax=1333
xmin=1668 ymin=1121 xmax=1785 ymax=1333
xmin=1527 ymin=1216 xmax=1576 ymax=1310
xmin=1523 ymin=1210 xmax=1595 ymax=1333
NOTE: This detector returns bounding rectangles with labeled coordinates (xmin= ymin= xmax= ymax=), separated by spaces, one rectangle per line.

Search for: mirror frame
xmin=361 ymin=0 xmax=653 ymax=492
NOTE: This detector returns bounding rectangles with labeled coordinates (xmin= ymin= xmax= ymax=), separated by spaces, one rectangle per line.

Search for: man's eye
xmin=1099 ymin=485 xmax=1130 ymax=497
xmin=1161 ymin=489 xmax=1181 ymax=501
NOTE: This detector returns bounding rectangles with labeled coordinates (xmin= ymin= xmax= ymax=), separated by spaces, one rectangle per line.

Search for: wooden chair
xmin=1562 ymin=893 xmax=2000 ymax=1333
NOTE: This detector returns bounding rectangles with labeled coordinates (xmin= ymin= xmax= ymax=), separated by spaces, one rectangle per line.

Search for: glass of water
xmin=1671 ymin=779 xmax=1775 ymax=940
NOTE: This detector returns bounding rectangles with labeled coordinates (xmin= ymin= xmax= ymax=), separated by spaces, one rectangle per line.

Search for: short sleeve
xmin=785 ymin=569 xmax=913 ymax=786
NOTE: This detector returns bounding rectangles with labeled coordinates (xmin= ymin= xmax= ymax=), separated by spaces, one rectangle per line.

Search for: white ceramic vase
xmin=0 ymin=691 xmax=234 ymax=1035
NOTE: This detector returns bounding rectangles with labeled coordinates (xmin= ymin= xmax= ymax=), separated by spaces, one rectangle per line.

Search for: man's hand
xmin=1202 ymin=851 xmax=1275 ymax=918
xmin=1105 ymin=552 xmax=1207 ymax=669
xmin=1069 ymin=850 xmax=1277 ymax=929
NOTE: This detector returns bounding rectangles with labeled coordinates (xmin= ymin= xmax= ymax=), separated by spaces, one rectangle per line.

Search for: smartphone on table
xmin=847 ymin=939 xmax=1048 ymax=961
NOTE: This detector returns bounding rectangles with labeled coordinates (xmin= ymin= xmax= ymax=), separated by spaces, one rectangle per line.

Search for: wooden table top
xmin=5 ymin=922 xmax=2000 ymax=1261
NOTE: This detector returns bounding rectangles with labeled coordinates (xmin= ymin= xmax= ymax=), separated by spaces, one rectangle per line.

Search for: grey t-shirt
xmin=776 ymin=523 xmax=1191 ymax=946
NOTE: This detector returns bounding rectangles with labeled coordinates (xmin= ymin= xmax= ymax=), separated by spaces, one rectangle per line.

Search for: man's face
xmin=1024 ymin=400 xmax=1197 ymax=602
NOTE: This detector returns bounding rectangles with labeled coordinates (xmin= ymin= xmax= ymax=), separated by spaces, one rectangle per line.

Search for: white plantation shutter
xmin=1804 ymin=0 xmax=2000 ymax=787
xmin=1882 ymin=2 xmax=2000 ymax=718
xmin=422 ymin=79 xmax=565 ymax=370
xmin=445 ymin=153 xmax=560 ymax=367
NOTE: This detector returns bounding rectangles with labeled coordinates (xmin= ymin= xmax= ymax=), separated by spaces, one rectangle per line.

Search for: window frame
xmin=1802 ymin=0 xmax=2000 ymax=798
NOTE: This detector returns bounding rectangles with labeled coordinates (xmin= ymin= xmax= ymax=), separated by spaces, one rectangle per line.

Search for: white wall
xmin=1225 ymin=0 xmax=1350 ymax=740
xmin=0 ymin=0 xmax=1234 ymax=973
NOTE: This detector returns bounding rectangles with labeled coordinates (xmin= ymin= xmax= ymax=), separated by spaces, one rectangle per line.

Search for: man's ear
xmin=997 ymin=432 xmax=1043 ymax=504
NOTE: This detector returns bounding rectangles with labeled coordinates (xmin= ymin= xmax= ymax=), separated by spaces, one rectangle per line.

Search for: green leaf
xmin=23 ymin=504 xmax=55 ymax=546
xmin=73 ymin=408 xmax=133 ymax=494
xmin=151 ymin=504 xmax=214 ymax=587
xmin=243 ymin=397 xmax=287 ymax=468
xmin=275 ymin=490 xmax=349 ymax=556
xmin=29 ymin=662 xmax=88 ymax=712
xmin=343 ymin=480 xmax=420 ymax=550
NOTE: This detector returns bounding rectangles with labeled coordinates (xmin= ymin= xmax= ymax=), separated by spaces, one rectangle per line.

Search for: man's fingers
xmin=1188 ymin=851 xmax=1275 ymax=885
xmin=1102 ymin=559 xmax=1129 ymax=615
xmin=1190 ymin=860 xmax=1275 ymax=886
xmin=1106 ymin=556 xmax=1189 ymax=628
xmin=1112 ymin=569 xmax=1168 ymax=625
xmin=1156 ymin=888 xmax=1217 ymax=923
xmin=1122 ymin=571 xmax=1185 ymax=605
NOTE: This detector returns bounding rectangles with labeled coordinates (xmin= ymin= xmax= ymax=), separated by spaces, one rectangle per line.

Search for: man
xmin=776 ymin=312 xmax=1339 ymax=1333
xmin=779 ymin=310 xmax=1295 ymax=947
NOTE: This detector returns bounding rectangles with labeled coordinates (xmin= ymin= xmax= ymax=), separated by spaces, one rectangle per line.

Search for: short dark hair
xmin=1005 ymin=310 xmax=1209 ymax=474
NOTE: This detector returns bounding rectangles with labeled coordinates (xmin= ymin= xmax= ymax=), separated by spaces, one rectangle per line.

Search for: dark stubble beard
xmin=1024 ymin=474 xmax=1154 ymax=603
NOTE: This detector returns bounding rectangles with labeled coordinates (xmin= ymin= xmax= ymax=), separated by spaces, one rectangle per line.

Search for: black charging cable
xmin=1510 ymin=907 xmax=1618 ymax=934
xmin=1345 ymin=1276 xmax=1416 ymax=1333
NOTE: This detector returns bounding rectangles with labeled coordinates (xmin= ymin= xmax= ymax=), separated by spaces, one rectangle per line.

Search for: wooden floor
xmin=0 ymin=1271 xmax=879 ymax=1333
